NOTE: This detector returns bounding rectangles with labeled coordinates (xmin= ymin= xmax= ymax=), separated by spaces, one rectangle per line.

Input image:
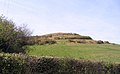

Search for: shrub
xmin=77 ymin=40 xmax=86 ymax=44
xmin=97 ymin=40 xmax=104 ymax=44
xmin=27 ymin=57 xmax=61 ymax=74
xmin=27 ymin=38 xmax=56 ymax=45
xmin=104 ymin=41 xmax=110 ymax=44
xmin=0 ymin=16 xmax=31 ymax=53
xmin=0 ymin=53 xmax=25 ymax=74
xmin=68 ymin=39 xmax=76 ymax=43
xmin=29 ymin=58 xmax=120 ymax=74
xmin=1 ymin=53 xmax=120 ymax=74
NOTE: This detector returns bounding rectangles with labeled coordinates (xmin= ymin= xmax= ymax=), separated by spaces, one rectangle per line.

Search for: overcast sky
xmin=0 ymin=0 xmax=120 ymax=44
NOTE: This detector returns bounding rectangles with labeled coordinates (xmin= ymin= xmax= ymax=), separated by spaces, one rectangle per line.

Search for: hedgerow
xmin=0 ymin=53 xmax=26 ymax=74
xmin=0 ymin=53 xmax=120 ymax=74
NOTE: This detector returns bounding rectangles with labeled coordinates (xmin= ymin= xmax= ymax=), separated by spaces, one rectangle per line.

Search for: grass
xmin=27 ymin=42 xmax=120 ymax=63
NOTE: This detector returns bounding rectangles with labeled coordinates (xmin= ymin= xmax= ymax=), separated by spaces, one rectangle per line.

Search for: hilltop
xmin=39 ymin=32 xmax=92 ymax=40
xmin=28 ymin=32 xmax=110 ymax=45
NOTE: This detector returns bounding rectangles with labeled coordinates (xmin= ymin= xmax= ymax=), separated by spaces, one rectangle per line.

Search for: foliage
xmin=68 ymin=39 xmax=96 ymax=44
xmin=97 ymin=40 xmax=104 ymax=44
xmin=27 ymin=38 xmax=56 ymax=45
xmin=26 ymin=57 xmax=61 ymax=74
xmin=0 ymin=53 xmax=26 ymax=74
xmin=0 ymin=16 xmax=31 ymax=53
xmin=104 ymin=41 xmax=110 ymax=44
xmin=38 ymin=40 xmax=56 ymax=45
xmin=1 ymin=53 xmax=120 ymax=74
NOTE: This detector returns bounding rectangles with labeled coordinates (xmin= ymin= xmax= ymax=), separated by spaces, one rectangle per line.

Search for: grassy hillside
xmin=27 ymin=32 xmax=119 ymax=63
xmin=27 ymin=43 xmax=120 ymax=63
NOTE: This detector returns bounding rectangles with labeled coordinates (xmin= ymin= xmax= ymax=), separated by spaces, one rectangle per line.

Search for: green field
xmin=28 ymin=43 xmax=120 ymax=63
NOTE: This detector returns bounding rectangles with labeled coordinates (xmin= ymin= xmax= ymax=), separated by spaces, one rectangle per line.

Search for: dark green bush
xmin=104 ymin=41 xmax=110 ymax=44
xmin=28 ymin=58 xmax=120 ymax=74
xmin=97 ymin=40 xmax=104 ymax=44
xmin=0 ymin=53 xmax=25 ymax=74
xmin=0 ymin=16 xmax=31 ymax=53
xmin=30 ymin=57 xmax=60 ymax=74
xmin=1 ymin=53 xmax=120 ymax=74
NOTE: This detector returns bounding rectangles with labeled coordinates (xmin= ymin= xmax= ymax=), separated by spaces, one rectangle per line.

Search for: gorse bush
xmin=1 ymin=53 xmax=120 ymax=74
xmin=0 ymin=16 xmax=31 ymax=53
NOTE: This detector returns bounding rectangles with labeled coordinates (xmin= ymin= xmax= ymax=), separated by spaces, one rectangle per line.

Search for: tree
xmin=0 ymin=16 xmax=31 ymax=53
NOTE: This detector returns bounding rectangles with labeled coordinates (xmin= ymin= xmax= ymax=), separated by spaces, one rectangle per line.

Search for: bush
xmin=0 ymin=16 xmax=31 ymax=53
xmin=41 ymin=40 xmax=56 ymax=45
xmin=1 ymin=53 xmax=120 ymax=74
xmin=26 ymin=57 xmax=61 ymax=74
xmin=97 ymin=40 xmax=104 ymax=44
xmin=0 ymin=53 xmax=25 ymax=74
xmin=104 ymin=41 xmax=110 ymax=44
xmin=77 ymin=40 xmax=86 ymax=44
xmin=68 ymin=39 xmax=76 ymax=43
xmin=27 ymin=38 xmax=56 ymax=45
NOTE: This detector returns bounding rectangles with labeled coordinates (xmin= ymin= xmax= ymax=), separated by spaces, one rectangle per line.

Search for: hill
xmin=42 ymin=32 xmax=92 ymax=40
xmin=27 ymin=32 xmax=120 ymax=63
xmin=28 ymin=32 xmax=110 ymax=45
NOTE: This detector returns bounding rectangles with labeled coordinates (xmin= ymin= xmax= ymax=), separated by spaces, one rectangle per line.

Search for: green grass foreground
xmin=27 ymin=43 xmax=120 ymax=63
